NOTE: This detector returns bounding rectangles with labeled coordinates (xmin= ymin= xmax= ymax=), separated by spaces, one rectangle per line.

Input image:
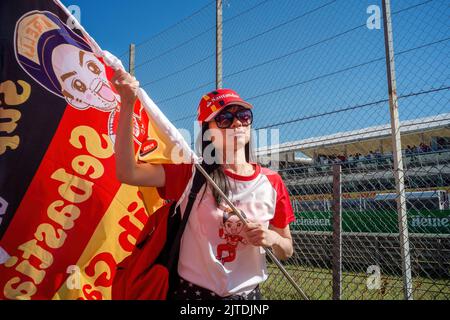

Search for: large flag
xmin=0 ymin=0 xmax=197 ymax=299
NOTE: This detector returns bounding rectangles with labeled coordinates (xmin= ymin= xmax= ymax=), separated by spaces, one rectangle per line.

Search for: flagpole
xmin=195 ymin=164 xmax=309 ymax=300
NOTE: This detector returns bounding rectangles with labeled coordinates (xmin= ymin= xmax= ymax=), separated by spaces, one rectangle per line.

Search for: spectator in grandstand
xmin=375 ymin=149 xmax=382 ymax=158
xmin=436 ymin=137 xmax=446 ymax=150
xmin=406 ymin=145 xmax=414 ymax=155
xmin=419 ymin=142 xmax=431 ymax=153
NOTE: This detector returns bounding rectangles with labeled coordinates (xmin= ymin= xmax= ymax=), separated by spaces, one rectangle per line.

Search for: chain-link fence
xmin=123 ymin=0 xmax=449 ymax=300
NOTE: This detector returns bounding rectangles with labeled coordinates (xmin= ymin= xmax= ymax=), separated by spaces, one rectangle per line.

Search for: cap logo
xmin=211 ymin=93 xmax=239 ymax=102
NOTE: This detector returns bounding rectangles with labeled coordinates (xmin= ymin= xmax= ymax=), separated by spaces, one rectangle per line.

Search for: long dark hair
xmin=199 ymin=122 xmax=252 ymax=206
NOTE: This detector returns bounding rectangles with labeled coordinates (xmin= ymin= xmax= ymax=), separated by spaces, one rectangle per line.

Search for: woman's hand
xmin=111 ymin=69 xmax=140 ymax=107
xmin=112 ymin=68 xmax=166 ymax=188
xmin=243 ymin=222 xmax=294 ymax=260
xmin=243 ymin=222 xmax=280 ymax=248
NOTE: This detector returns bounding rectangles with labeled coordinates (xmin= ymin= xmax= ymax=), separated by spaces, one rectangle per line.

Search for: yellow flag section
xmin=52 ymin=184 xmax=164 ymax=300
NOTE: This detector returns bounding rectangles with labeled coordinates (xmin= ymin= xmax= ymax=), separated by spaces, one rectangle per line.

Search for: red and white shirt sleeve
xmin=263 ymin=168 xmax=296 ymax=229
xmin=157 ymin=163 xmax=194 ymax=201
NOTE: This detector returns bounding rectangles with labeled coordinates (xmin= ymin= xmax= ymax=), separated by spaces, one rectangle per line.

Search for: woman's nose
xmin=230 ymin=117 xmax=243 ymax=128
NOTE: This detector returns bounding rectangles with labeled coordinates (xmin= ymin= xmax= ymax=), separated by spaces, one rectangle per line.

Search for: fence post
xmin=216 ymin=0 xmax=223 ymax=89
xmin=332 ymin=164 xmax=342 ymax=300
xmin=129 ymin=43 xmax=135 ymax=76
xmin=381 ymin=0 xmax=414 ymax=300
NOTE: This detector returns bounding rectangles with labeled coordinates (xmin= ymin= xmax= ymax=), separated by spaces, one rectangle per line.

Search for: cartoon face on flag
xmin=0 ymin=0 xmax=196 ymax=300
xmin=15 ymin=11 xmax=119 ymax=112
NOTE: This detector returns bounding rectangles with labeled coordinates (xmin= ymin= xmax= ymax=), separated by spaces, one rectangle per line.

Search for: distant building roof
xmin=256 ymin=113 xmax=450 ymax=158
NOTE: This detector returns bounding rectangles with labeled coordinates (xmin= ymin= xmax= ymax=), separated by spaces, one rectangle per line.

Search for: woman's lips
xmin=229 ymin=132 xmax=246 ymax=138
xmin=227 ymin=129 xmax=246 ymax=136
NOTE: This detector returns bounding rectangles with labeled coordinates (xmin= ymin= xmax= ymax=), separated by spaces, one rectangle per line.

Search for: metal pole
xmin=195 ymin=164 xmax=309 ymax=300
xmin=129 ymin=43 xmax=135 ymax=76
xmin=216 ymin=0 xmax=223 ymax=89
xmin=332 ymin=164 xmax=342 ymax=300
xmin=381 ymin=0 xmax=413 ymax=300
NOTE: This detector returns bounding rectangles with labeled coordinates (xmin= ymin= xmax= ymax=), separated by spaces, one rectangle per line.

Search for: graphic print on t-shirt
xmin=216 ymin=201 xmax=248 ymax=265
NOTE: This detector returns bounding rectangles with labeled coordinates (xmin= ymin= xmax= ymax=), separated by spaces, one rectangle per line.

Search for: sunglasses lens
xmin=215 ymin=112 xmax=234 ymax=128
xmin=236 ymin=109 xmax=253 ymax=125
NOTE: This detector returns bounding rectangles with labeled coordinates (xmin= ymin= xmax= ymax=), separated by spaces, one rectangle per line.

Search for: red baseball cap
xmin=197 ymin=88 xmax=253 ymax=122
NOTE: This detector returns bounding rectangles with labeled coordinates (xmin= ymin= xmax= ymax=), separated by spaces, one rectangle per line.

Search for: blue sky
xmin=61 ymin=0 xmax=449 ymax=148
xmin=61 ymin=0 xmax=212 ymax=58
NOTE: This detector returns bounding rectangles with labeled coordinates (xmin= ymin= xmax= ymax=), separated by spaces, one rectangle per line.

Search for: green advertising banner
xmin=291 ymin=210 xmax=450 ymax=234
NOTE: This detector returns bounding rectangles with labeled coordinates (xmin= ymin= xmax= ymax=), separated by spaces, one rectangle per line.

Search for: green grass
xmin=261 ymin=264 xmax=450 ymax=300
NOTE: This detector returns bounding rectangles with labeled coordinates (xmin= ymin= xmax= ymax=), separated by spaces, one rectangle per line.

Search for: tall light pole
xmin=382 ymin=0 xmax=413 ymax=300
xmin=216 ymin=0 xmax=223 ymax=89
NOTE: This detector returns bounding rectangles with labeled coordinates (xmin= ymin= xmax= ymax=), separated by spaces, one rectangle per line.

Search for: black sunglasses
xmin=214 ymin=107 xmax=253 ymax=129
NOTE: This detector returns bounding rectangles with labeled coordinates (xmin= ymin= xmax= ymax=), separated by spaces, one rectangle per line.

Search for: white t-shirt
xmin=158 ymin=163 xmax=295 ymax=297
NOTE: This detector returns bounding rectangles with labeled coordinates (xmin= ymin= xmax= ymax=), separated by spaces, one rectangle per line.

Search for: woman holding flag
xmin=112 ymin=69 xmax=295 ymax=300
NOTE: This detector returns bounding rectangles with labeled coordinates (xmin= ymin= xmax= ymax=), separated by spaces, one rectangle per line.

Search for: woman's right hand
xmin=112 ymin=68 xmax=166 ymax=188
xmin=111 ymin=68 xmax=140 ymax=107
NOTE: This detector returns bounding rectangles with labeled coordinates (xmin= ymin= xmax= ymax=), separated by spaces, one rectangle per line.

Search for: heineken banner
xmin=0 ymin=0 xmax=195 ymax=299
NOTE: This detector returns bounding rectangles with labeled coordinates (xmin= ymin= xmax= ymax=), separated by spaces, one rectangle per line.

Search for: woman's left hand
xmin=243 ymin=222 xmax=280 ymax=248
